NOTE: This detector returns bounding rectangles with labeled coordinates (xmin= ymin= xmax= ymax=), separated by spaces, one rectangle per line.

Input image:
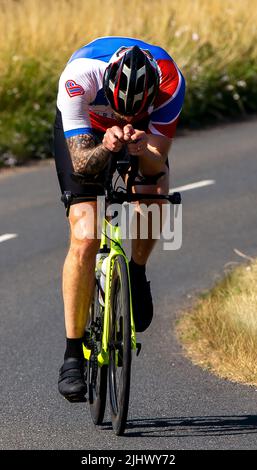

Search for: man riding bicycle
xmin=54 ymin=36 xmax=185 ymax=400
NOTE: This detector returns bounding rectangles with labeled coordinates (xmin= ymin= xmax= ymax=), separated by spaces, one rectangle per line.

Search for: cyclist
xmin=54 ymin=36 xmax=185 ymax=400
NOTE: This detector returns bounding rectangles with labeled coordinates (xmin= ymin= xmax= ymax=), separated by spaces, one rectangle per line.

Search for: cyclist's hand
xmin=123 ymin=124 xmax=135 ymax=142
xmin=103 ymin=126 xmax=124 ymax=152
xmin=127 ymin=130 xmax=148 ymax=156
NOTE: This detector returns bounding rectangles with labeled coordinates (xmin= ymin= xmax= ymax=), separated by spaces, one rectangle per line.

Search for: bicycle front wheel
xmin=87 ymin=284 xmax=108 ymax=425
xmin=108 ymin=255 xmax=131 ymax=436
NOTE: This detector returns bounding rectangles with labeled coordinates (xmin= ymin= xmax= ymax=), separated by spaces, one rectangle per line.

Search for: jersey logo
xmin=65 ymin=80 xmax=85 ymax=97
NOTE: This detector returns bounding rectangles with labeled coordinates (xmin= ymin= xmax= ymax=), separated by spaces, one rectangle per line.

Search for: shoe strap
xmin=59 ymin=369 xmax=83 ymax=381
xmin=60 ymin=359 xmax=84 ymax=374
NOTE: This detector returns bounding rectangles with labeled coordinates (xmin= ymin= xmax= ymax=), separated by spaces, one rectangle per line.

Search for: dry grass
xmin=1 ymin=0 xmax=257 ymax=70
xmin=177 ymin=260 xmax=257 ymax=385
xmin=1 ymin=0 xmax=257 ymax=162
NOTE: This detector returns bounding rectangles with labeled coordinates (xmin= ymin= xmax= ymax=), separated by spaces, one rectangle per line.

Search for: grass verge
xmin=176 ymin=259 xmax=257 ymax=386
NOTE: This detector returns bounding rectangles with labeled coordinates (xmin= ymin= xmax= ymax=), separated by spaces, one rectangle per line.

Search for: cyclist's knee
xmin=69 ymin=237 xmax=100 ymax=266
xmin=69 ymin=201 xmax=99 ymax=242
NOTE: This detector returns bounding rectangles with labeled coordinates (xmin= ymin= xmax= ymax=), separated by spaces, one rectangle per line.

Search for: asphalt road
xmin=0 ymin=119 xmax=257 ymax=450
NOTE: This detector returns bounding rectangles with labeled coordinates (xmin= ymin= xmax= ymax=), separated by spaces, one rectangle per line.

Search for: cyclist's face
xmin=113 ymin=111 xmax=133 ymax=123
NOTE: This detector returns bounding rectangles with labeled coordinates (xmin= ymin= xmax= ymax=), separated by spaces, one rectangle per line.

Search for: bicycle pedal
xmin=136 ymin=342 xmax=142 ymax=356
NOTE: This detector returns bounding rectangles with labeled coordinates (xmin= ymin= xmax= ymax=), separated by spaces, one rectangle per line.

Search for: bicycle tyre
xmin=108 ymin=255 xmax=131 ymax=436
xmin=87 ymin=284 xmax=108 ymax=425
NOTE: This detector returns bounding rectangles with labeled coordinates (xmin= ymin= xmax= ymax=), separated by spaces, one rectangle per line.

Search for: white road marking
xmin=0 ymin=233 xmax=18 ymax=243
xmin=170 ymin=179 xmax=216 ymax=193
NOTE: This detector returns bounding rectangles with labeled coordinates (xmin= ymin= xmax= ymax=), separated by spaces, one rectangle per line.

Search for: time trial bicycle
xmin=61 ymin=155 xmax=181 ymax=435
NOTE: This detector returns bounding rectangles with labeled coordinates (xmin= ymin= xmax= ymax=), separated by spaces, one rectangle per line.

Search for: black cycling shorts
xmin=53 ymin=107 xmax=169 ymax=203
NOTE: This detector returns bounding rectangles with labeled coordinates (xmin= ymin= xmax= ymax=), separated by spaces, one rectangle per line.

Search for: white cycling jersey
xmin=57 ymin=36 xmax=186 ymax=138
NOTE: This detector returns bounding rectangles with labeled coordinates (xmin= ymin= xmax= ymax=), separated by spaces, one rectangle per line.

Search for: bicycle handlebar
xmin=62 ymin=154 xmax=181 ymax=217
xmin=108 ymin=190 xmax=181 ymax=205
xmin=61 ymin=189 xmax=181 ymax=217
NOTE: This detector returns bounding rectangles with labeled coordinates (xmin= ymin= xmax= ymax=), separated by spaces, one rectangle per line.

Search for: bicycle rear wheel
xmin=87 ymin=284 xmax=107 ymax=425
xmin=108 ymin=255 xmax=131 ymax=436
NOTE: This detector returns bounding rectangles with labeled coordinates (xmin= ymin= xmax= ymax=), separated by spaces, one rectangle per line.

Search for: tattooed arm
xmin=66 ymin=126 xmax=126 ymax=175
xmin=66 ymin=133 xmax=111 ymax=175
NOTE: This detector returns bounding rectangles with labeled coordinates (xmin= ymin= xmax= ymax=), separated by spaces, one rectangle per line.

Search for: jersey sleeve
xmin=148 ymin=59 xmax=186 ymax=138
xmin=57 ymin=58 xmax=97 ymax=137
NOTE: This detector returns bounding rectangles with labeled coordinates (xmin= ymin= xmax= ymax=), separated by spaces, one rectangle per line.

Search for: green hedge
xmin=0 ymin=56 xmax=257 ymax=166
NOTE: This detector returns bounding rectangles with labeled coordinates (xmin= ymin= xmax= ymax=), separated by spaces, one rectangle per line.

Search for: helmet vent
xmin=103 ymin=44 xmax=160 ymax=115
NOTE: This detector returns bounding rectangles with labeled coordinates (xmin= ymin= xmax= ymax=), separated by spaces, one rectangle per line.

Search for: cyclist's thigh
xmin=69 ymin=201 xmax=101 ymax=244
xmin=132 ymin=166 xmax=169 ymax=230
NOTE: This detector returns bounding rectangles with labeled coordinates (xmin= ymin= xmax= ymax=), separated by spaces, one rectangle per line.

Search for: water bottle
xmin=99 ymin=257 xmax=108 ymax=306
xmin=96 ymin=253 xmax=108 ymax=307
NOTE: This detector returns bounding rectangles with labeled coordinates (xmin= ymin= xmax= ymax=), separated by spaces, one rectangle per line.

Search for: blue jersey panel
xmin=68 ymin=36 xmax=172 ymax=63
xmin=151 ymin=74 xmax=186 ymax=123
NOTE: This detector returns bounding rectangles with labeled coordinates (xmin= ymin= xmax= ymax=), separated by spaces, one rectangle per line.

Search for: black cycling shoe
xmin=130 ymin=270 xmax=154 ymax=332
xmin=58 ymin=357 xmax=87 ymax=402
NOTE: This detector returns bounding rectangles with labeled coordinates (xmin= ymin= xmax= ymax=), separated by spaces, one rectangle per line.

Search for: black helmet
xmin=103 ymin=45 xmax=160 ymax=116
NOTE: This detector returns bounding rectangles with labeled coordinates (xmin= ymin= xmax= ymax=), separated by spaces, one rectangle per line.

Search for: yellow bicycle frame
xmin=83 ymin=218 xmax=137 ymax=365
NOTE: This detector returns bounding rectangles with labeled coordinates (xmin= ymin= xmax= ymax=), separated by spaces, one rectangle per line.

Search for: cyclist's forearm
xmin=66 ymin=134 xmax=111 ymax=175
xmin=138 ymin=146 xmax=167 ymax=175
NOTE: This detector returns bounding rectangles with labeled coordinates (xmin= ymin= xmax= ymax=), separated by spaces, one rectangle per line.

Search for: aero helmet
xmin=103 ymin=45 xmax=160 ymax=116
